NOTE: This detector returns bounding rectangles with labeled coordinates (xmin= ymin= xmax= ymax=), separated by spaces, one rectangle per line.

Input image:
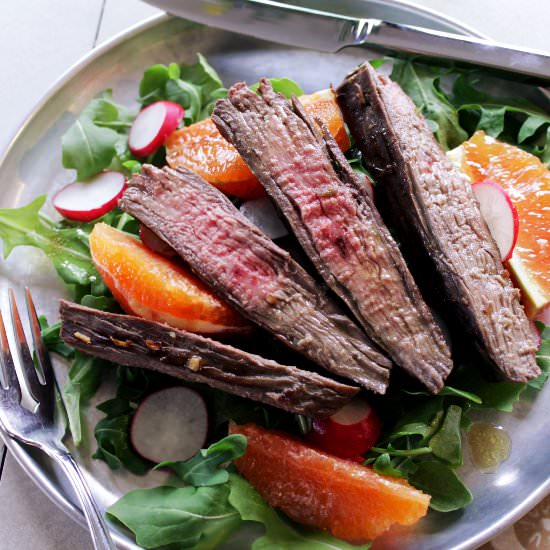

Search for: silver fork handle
xmin=47 ymin=448 xmax=116 ymax=550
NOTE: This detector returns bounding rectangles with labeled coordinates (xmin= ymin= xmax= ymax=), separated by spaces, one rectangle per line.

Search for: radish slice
xmin=307 ymin=397 xmax=381 ymax=462
xmin=130 ymin=387 xmax=208 ymax=463
xmin=240 ymin=197 xmax=289 ymax=240
xmin=472 ymin=179 xmax=519 ymax=261
xmin=53 ymin=171 xmax=126 ymax=222
xmin=129 ymin=101 xmax=184 ymax=158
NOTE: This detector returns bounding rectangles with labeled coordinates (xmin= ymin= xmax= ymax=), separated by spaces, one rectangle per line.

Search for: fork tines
xmin=0 ymin=289 xmax=53 ymax=405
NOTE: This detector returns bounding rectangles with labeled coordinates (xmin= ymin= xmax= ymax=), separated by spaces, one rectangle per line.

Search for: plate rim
xmin=1 ymin=5 xmax=546 ymax=550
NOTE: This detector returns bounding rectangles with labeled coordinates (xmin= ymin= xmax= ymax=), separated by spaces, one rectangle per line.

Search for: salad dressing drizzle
xmin=467 ymin=421 xmax=511 ymax=472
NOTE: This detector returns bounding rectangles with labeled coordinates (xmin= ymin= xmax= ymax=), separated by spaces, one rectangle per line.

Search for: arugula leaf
xmin=429 ymin=405 xmax=462 ymax=466
xmin=389 ymin=58 xmax=550 ymax=165
xmin=82 ymin=90 xmax=135 ymax=130
xmin=370 ymin=445 xmax=432 ymax=457
xmin=389 ymin=59 xmax=467 ymax=150
xmin=107 ymin=484 xmax=241 ymax=549
xmin=157 ymin=434 xmax=247 ymax=487
xmin=93 ymin=398 xmax=149 ymax=475
xmin=438 ymin=386 xmax=482 ymax=404
xmin=63 ymin=351 xmax=106 ymax=445
xmin=228 ymin=474 xmax=370 ymax=550
xmin=0 ymin=196 xmax=97 ymax=285
xmin=93 ymin=367 xmax=151 ymax=474
xmin=387 ymin=397 xmax=445 ymax=441
xmin=449 ymin=364 xmax=526 ymax=412
xmin=180 ymin=53 xmax=224 ymax=104
xmin=372 ymin=453 xmax=406 ymax=478
xmin=62 ymin=117 xmax=120 ymax=181
xmin=0 ymin=198 xmax=137 ymax=296
xmin=40 ymin=319 xmax=74 ymax=359
xmin=529 ymin=322 xmax=550 ymax=390
xmin=139 ymin=64 xmax=172 ymax=105
xmin=139 ymin=55 xmax=227 ymax=125
xmin=62 ymin=89 xmax=141 ymax=180
xmin=251 ymin=77 xmax=304 ymax=99
xmin=452 ymin=73 xmax=550 ymax=144
xmin=410 ymin=461 xmax=472 ymax=512
xmin=79 ymin=294 xmax=117 ymax=311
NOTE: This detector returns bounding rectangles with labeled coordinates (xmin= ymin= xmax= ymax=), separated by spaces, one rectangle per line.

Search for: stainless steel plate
xmin=0 ymin=4 xmax=548 ymax=550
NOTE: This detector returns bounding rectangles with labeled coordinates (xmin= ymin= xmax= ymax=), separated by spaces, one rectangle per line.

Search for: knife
xmin=144 ymin=0 xmax=550 ymax=85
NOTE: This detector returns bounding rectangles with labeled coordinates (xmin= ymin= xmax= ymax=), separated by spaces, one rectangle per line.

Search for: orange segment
xmin=89 ymin=223 xmax=248 ymax=335
xmin=299 ymin=88 xmax=350 ymax=152
xmin=230 ymin=422 xmax=430 ymax=543
xmin=166 ymin=88 xmax=350 ymax=200
xmin=460 ymin=131 xmax=550 ymax=318
xmin=166 ymin=118 xmax=264 ymax=200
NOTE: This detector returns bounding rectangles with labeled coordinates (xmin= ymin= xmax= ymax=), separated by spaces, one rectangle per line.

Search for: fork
xmin=0 ymin=288 xmax=116 ymax=550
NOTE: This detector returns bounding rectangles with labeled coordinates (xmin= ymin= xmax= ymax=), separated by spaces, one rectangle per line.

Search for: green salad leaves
xmin=139 ymin=55 xmax=228 ymax=124
xmin=390 ymin=58 xmax=550 ymax=164
xmin=156 ymin=434 xmax=247 ymax=487
xmin=62 ymin=91 xmax=137 ymax=180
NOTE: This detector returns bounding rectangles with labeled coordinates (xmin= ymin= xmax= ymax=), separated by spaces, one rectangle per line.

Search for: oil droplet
xmin=467 ymin=422 xmax=511 ymax=472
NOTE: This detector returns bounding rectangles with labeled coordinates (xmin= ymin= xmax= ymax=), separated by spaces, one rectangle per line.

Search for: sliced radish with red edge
xmin=129 ymin=101 xmax=184 ymax=158
xmin=472 ymin=179 xmax=519 ymax=262
xmin=306 ymin=397 xmax=381 ymax=462
xmin=130 ymin=387 xmax=207 ymax=463
xmin=53 ymin=171 xmax=126 ymax=222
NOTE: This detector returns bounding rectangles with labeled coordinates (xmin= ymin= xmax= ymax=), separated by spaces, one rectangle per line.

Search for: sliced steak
xmin=337 ymin=63 xmax=539 ymax=382
xmin=212 ymin=80 xmax=453 ymax=392
xmin=119 ymin=164 xmax=391 ymax=393
xmin=60 ymin=300 xmax=358 ymax=416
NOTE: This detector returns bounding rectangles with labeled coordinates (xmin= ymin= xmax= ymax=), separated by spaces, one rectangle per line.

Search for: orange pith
xmin=460 ymin=131 xmax=550 ymax=318
xmin=89 ymin=223 xmax=247 ymax=334
xmin=166 ymin=88 xmax=350 ymax=200
xmin=230 ymin=422 xmax=430 ymax=543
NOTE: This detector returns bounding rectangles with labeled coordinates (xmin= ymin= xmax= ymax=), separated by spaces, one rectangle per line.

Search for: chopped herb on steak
xmin=60 ymin=300 xmax=358 ymax=416
xmin=212 ymin=79 xmax=453 ymax=393
xmin=337 ymin=63 xmax=539 ymax=383
xmin=119 ymin=165 xmax=392 ymax=393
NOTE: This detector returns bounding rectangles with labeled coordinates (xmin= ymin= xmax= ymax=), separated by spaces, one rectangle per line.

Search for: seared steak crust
xmin=119 ymin=164 xmax=391 ymax=393
xmin=60 ymin=300 xmax=358 ymax=416
xmin=212 ymin=80 xmax=453 ymax=392
xmin=337 ymin=63 xmax=539 ymax=382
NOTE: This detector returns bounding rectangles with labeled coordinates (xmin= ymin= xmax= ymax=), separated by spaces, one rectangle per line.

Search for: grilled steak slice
xmin=120 ymin=164 xmax=392 ymax=393
xmin=212 ymin=80 xmax=453 ymax=392
xmin=60 ymin=301 xmax=358 ymax=416
xmin=337 ymin=63 xmax=539 ymax=382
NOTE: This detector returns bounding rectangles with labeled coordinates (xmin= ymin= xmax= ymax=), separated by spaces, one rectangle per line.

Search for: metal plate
xmin=0 ymin=4 xmax=548 ymax=550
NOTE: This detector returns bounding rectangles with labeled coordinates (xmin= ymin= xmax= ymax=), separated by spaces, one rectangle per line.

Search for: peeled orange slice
xmin=89 ymin=223 xmax=248 ymax=335
xmin=230 ymin=422 xmax=430 ymax=543
xmin=455 ymin=131 xmax=549 ymax=319
xmin=166 ymin=88 xmax=350 ymax=200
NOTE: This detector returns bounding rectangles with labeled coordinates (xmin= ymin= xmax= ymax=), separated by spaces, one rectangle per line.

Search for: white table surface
xmin=1 ymin=1 xmax=549 ymax=549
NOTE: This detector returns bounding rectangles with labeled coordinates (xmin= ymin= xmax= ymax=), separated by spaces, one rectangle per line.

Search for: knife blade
xmin=145 ymin=0 xmax=550 ymax=85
